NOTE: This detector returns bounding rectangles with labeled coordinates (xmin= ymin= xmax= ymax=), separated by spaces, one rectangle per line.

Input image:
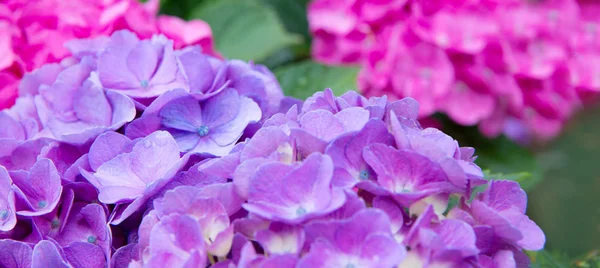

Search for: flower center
xmin=87 ymin=236 xmax=97 ymax=243
xmin=51 ymin=219 xmax=60 ymax=229
xmin=296 ymin=207 xmax=307 ymax=216
xmin=197 ymin=125 xmax=210 ymax=137
xmin=0 ymin=210 xmax=8 ymax=221
xmin=38 ymin=200 xmax=48 ymax=209
xmin=140 ymin=80 xmax=149 ymax=88
xmin=359 ymin=169 xmax=369 ymax=180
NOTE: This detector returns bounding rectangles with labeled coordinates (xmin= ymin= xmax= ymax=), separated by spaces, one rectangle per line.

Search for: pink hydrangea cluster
xmin=309 ymin=0 xmax=600 ymax=142
xmin=0 ymin=0 xmax=218 ymax=110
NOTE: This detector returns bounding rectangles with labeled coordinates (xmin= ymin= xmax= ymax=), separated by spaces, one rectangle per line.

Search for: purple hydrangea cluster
xmin=0 ymin=30 xmax=544 ymax=267
xmin=309 ymin=0 xmax=600 ymax=142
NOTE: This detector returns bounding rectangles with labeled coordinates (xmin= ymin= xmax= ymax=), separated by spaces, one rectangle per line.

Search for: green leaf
xmin=528 ymin=250 xmax=571 ymax=268
xmin=159 ymin=0 xmax=203 ymax=18
xmin=260 ymin=43 xmax=311 ymax=70
xmin=274 ymin=61 xmax=360 ymax=100
xmin=483 ymin=170 xmax=534 ymax=187
xmin=571 ymin=250 xmax=600 ymax=268
xmin=258 ymin=0 xmax=311 ymax=40
xmin=191 ymin=0 xmax=302 ymax=62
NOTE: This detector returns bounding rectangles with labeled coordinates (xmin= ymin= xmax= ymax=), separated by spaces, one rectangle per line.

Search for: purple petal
xmin=0 ymin=239 xmax=32 ymax=268
xmin=0 ymin=167 xmax=17 ymax=231
xmin=63 ymin=242 xmax=107 ymax=268
xmin=32 ymin=240 xmax=70 ymax=268
xmin=0 ymin=112 xmax=25 ymax=140
xmin=335 ymin=107 xmax=369 ymax=132
xmin=13 ymin=158 xmax=62 ymax=216
xmin=105 ymin=90 xmax=137 ymax=129
xmin=73 ymin=81 xmax=112 ymax=126
xmin=177 ymin=47 xmax=217 ymax=94
xmin=126 ymin=41 xmax=159 ymax=83
xmin=363 ymin=144 xmax=450 ymax=202
xmin=471 ymin=200 xmax=523 ymax=243
xmin=299 ymin=110 xmax=344 ymax=141
xmin=240 ymin=126 xmax=289 ymax=161
xmin=125 ymin=115 xmax=163 ymax=140
xmin=480 ymin=180 xmax=527 ymax=214
xmin=148 ymin=214 xmax=207 ymax=267
xmin=209 ymin=97 xmax=261 ymax=147
xmin=500 ymin=208 xmax=545 ymax=251
xmin=159 ymin=96 xmax=204 ymax=132
xmin=98 ymin=31 xmax=140 ymax=90
xmin=111 ymin=244 xmax=139 ymax=268
xmin=93 ymin=131 xmax=181 ymax=203
xmin=201 ymin=88 xmax=241 ymax=128
xmin=88 ymin=132 xmax=133 ymax=171
xmin=244 ymin=153 xmax=345 ymax=224
xmin=256 ymin=223 xmax=305 ymax=255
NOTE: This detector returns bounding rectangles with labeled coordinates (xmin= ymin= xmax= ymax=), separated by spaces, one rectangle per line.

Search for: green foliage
xmin=528 ymin=249 xmax=600 ymax=268
xmin=274 ymin=60 xmax=360 ymax=100
xmin=482 ymin=170 xmax=536 ymax=191
xmin=572 ymin=250 xmax=600 ymax=268
xmin=527 ymin=105 xmax=600 ymax=256
xmin=191 ymin=0 xmax=302 ymax=62
xmin=159 ymin=0 xmax=199 ymax=18
xmin=528 ymin=250 xmax=571 ymax=268
xmin=258 ymin=0 xmax=311 ymax=40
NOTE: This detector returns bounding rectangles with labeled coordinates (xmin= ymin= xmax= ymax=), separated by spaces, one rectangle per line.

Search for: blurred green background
xmin=528 ymin=104 xmax=600 ymax=259
xmin=159 ymin=0 xmax=600 ymax=265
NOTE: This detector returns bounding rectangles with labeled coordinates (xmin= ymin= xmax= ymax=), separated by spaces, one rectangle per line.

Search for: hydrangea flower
xmin=0 ymin=30 xmax=545 ymax=267
xmin=300 ymin=209 xmax=405 ymax=268
xmin=97 ymin=31 xmax=187 ymax=98
xmin=81 ymin=131 xmax=188 ymax=224
xmin=309 ymin=0 xmax=600 ymax=142
xmin=126 ymin=88 xmax=261 ymax=156
xmin=34 ymin=58 xmax=136 ymax=144
xmin=0 ymin=0 xmax=217 ymax=109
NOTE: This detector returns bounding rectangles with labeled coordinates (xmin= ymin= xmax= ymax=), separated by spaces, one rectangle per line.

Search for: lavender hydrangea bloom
xmin=243 ymin=153 xmax=346 ymax=224
xmin=400 ymin=206 xmax=479 ymax=267
xmin=300 ymin=209 xmax=405 ymax=268
xmin=10 ymin=158 xmax=62 ymax=217
xmin=98 ymin=31 xmax=187 ymax=98
xmin=34 ymin=58 xmax=136 ymax=144
xmin=363 ymin=144 xmax=457 ymax=205
xmin=147 ymin=214 xmax=207 ymax=267
xmin=82 ymin=131 xmax=188 ymax=224
xmin=53 ymin=203 xmax=111 ymax=260
xmin=255 ymin=222 xmax=305 ymax=255
xmin=177 ymin=47 xmax=283 ymax=117
xmin=468 ymin=180 xmax=545 ymax=252
xmin=154 ymin=186 xmax=236 ymax=257
xmin=325 ymin=119 xmax=393 ymax=188
xmin=126 ymin=88 xmax=261 ymax=155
